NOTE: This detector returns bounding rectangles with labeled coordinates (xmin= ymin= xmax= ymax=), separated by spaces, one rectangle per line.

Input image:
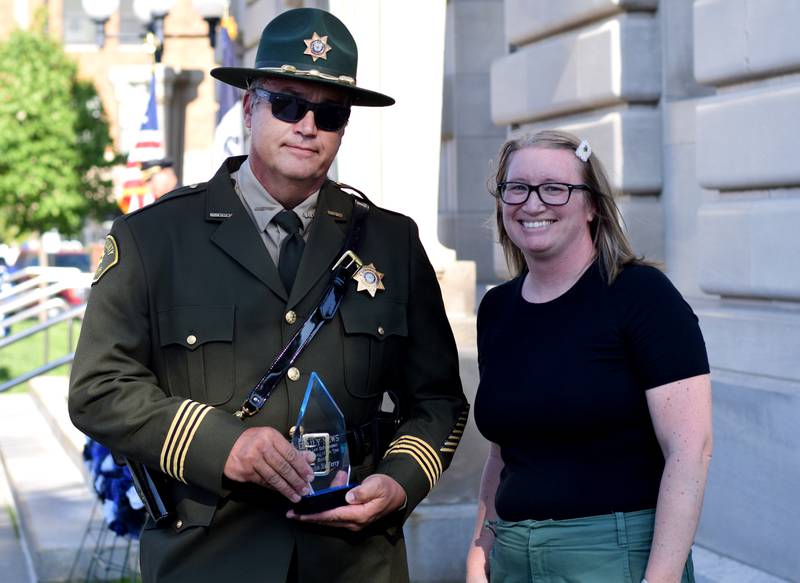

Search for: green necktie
xmin=273 ymin=210 xmax=305 ymax=293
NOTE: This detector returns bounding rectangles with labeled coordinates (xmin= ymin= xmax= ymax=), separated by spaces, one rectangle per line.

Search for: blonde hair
xmin=490 ymin=129 xmax=643 ymax=283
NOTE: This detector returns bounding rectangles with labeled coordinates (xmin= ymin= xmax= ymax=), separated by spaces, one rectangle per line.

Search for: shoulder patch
xmin=93 ymin=235 xmax=119 ymax=284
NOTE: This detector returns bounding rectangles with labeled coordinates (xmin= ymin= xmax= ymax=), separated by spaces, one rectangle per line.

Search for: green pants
xmin=488 ymin=509 xmax=694 ymax=582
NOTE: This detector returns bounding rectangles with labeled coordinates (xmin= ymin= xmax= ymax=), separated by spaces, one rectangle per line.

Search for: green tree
xmin=0 ymin=19 xmax=118 ymax=242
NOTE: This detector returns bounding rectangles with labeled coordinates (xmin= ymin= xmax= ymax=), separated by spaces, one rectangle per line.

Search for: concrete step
xmin=0 ymin=450 xmax=35 ymax=583
xmin=0 ymin=391 xmax=96 ymax=582
xmin=27 ymin=377 xmax=85 ymax=471
xmin=0 ymin=380 xmax=140 ymax=583
xmin=693 ymin=546 xmax=794 ymax=583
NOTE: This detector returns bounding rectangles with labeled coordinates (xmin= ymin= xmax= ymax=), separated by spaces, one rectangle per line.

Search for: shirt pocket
xmin=339 ymin=299 xmax=408 ymax=399
xmin=158 ymin=305 xmax=235 ymax=405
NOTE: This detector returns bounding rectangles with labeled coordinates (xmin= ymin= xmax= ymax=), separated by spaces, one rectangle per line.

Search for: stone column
xmin=692 ymin=1 xmax=800 ymax=578
xmin=329 ymin=0 xmax=476 ymax=316
xmin=329 ymin=1 xmax=452 ymax=262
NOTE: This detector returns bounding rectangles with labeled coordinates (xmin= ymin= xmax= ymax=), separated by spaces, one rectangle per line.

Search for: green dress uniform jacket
xmin=68 ymin=156 xmax=468 ymax=583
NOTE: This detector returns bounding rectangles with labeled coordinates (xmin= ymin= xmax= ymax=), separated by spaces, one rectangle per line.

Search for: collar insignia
xmin=353 ymin=263 xmax=385 ymax=297
xmin=304 ymin=32 xmax=332 ymax=62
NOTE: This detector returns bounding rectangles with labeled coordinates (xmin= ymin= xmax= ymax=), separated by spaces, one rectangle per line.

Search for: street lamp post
xmin=192 ymin=0 xmax=226 ymax=49
xmin=81 ymin=0 xmax=120 ymax=48
xmin=81 ymin=0 xmax=227 ymax=62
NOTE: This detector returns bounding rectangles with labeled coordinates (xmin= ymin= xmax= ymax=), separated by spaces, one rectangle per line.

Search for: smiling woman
xmin=466 ymin=130 xmax=712 ymax=583
xmin=490 ymin=130 xmax=636 ymax=288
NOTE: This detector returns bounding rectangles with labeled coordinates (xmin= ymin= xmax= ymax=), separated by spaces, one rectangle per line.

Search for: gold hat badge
xmin=353 ymin=264 xmax=385 ymax=297
xmin=304 ymin=32 xmax=332 ymax=62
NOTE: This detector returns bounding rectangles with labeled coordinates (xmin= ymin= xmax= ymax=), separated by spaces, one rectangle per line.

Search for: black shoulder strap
xmin=234 ymin=198 xmax=370 ymax=419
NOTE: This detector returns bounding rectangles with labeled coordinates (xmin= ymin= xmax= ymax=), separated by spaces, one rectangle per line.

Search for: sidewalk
xmin=0 ymin=444 xmax=35 ymax=583
xmin=0 ymin=382 xmax=95 ymax=582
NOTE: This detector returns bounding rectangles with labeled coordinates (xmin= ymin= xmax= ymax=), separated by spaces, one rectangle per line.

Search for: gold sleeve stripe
xmin=441 ymin=440 xmax=462 ymax=453
xmin=384 ymin=441 xmax=441 ymax=490
xmin=165 ymin=401 xmax=201 ymax=479
xmin=178 ymin=405 xmax=212 ymax=482
xmin=169 ymin=403 xmax=208 ymax=481
xmin=160 ymin=400 xmax=212 ymax=482
xmin=384 ymin=445 xmax=435 ymax=489
xmin=387 ymin=435 xmax=443 ymax=476
xmin=442 ymin=405 xmax=470 ymax=449
xmin=386 ymin=442 xmax=440 ymax=483
xmin=159 ymin=400 xmax=193 ymax=475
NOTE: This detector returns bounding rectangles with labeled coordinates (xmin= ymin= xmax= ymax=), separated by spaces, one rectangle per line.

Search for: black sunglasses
xmin=252 ymin=88 xmax=351 ymax=132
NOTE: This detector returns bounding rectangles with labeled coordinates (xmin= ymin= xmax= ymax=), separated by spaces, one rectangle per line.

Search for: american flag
xmin=119 ymin=74 xmax=164 ymax=213
xmin=212 ymin=15 xmax=244 ymax=168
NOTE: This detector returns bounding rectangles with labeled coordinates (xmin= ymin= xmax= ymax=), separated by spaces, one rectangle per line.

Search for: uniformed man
xmin=69 ymin=7 xmax=468 ymax=583
xmin=141 ymin=158 xmax=178 ymax=200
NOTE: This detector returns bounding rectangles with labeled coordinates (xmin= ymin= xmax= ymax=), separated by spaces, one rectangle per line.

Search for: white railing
xmin=0 ymin=267 xmax=90 ymax=393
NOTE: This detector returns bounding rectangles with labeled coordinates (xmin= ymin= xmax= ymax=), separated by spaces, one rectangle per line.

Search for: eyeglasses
xmin=496 ymin=181 xmax=592 ymax=206
xmin=252 ymin=88 xmax=351 ymax=132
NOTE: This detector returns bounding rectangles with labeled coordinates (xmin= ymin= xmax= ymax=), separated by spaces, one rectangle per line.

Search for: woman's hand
xmin=465 ymin=536 xmax=491 ymax=582
xmin=466 ymin=443 xmax=503 ymax=583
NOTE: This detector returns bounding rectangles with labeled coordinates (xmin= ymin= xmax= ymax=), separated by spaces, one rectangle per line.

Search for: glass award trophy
xmin=291 ymin=372 xmax=356 ymax=514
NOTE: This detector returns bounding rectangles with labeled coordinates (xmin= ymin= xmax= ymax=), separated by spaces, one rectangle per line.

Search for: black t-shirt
xmin=474 ymin=262 xmax=709 ymax=521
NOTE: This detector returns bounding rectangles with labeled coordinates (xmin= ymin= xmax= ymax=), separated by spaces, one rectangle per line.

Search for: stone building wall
xmin=690 ymin=1 xmax=799 ymax=579
xmin=438 ymin=0 xmax=507 ymax=285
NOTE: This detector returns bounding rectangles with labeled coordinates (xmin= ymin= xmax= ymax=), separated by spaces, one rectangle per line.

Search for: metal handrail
xmin=0 ymin=304 xmax=86 ymax=350
xmin=0 ymin=298 xmax=68 ymax=330
xmin=0 ymin=266 xmax=88 ymax=300
xmin=0 ymin=353 xmax=76 ymax=393
xmin=0 ymin=267 xmax=89 ymax=394
xmin=0 ymin=267 xmax=91 ymax=318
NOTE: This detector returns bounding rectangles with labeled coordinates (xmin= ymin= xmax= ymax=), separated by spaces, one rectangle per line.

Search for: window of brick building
xmin=62 ymin=0 xmax=94 ymax=45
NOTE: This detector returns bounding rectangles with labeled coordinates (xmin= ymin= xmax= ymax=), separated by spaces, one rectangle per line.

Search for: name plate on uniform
xmin=291 ymin=372 xmax=355 ymax=514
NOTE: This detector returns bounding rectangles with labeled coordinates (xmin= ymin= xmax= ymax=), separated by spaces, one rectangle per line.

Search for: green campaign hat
xmin=211 ymin=8 xmax=394 ymax=107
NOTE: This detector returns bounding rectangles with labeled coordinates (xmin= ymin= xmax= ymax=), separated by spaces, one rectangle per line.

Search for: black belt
xmin=345 ymin=422 xmax=374 ymax=467
xmin=346 ymin=412 xmax=400 ymax=466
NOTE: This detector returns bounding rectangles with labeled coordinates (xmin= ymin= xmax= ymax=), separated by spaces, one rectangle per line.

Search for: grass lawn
xmin=0 ymin=318 xmax=81 ymax=393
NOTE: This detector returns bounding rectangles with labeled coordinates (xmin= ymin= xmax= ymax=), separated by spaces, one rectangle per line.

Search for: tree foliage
xmin=0 ymin=20 xmax=119 ymax=241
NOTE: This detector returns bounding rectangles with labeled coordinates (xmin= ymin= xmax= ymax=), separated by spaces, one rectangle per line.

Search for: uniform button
xmin=287 ymin=367 xmax=300 ymax=381
xmin=377 ymin=326 xmax=385 ymax=336
xmin=285 ymin=310 xmax=297 ymax=324
xmin=186 ymin=334 xmax=197 ymax=345
xmin=175 ymin=519 xmax=183 ymax=529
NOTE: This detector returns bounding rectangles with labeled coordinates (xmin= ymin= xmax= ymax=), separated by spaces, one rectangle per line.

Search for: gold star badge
xmin=304 ymin=32 xmax=332 ymax=62
xmin=353 ymin=264 xmax=385 ymax=297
